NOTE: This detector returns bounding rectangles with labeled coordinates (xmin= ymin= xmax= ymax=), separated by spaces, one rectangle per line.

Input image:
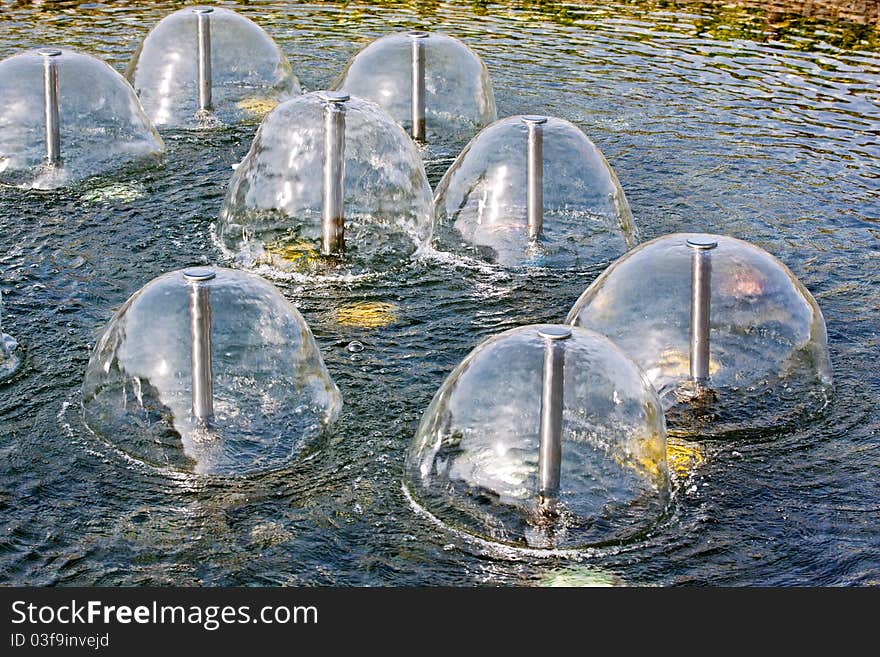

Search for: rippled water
xmin=0 ymin=1 xmax=878 ymax=585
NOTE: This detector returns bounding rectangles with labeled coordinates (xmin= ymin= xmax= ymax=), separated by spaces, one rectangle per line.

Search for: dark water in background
xmin=0 ymin=0 xmax=877 ymax=585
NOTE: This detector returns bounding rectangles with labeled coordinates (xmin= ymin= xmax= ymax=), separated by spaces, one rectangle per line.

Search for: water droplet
xmin=347 ymin=340 xmax=365 ymax=353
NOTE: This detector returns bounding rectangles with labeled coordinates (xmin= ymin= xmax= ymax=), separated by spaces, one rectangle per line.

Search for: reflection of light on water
xmin=539 ymin=565 xmax=621 ymax=587
xmin=236 ymin=96 xmax=278 ymax=117
xmin=643 ymin=348 xmax=721 ymax=389
xmin=628 ymin=426 xmax=704 ymax=481
xmin=285 ymin=130 xmax=307 ymax=169
xmin=155 ymin=55 xmax=180 ymax=126
xmin=481 ymin=164 xmax=509 ymax=227
xmin=80 ymin=183 xmax=145 ymax=204
xmin=666 ymin=437 xmax=705 ymax=480
xmin=334 ymin=301 xmax=398 ymax=328
xmin=278 ymin=180 xmax=293 ymax=207
xmin=263 ymin=238 xmax=319 ymax=270
xmin=377 ymin=80 xmax=394 ymax=101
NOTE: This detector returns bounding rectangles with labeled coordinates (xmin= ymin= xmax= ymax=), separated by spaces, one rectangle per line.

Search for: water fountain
xmin=126 ymin=6 xmax=300 ymax=128
xmin=0 ymin=48 xmax=163 ymax=190
xmin=218 ymin=92 xmax=434 ymax=275
xmin=433 ymin=115 xmax=636 ymax=267
xmin=82 ymin=267 xmax=341 ymax=475
xmin=404 ymin=324 xmax=669 ymax=550
xmin=0 ymin=290 xmax=21 ymax=381
xmin=567 ymin=233 xmax=833 ymax=436
xmin=334 ymin=31 xmax=496 ymax=143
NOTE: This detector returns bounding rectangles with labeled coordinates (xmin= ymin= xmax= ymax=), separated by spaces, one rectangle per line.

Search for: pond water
xmin=0 ymin=0 xmax=877 ymax=585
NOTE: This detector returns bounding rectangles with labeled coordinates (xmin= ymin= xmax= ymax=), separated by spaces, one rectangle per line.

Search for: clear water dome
xmin=218 ymin=92 xmax=434 ymax=275
xmin=0 ymin=292 xmax=21 ymax=381
xmin=404 ymin=324 xmax=669 ymax=551
xmin=567 ymin=233 xmax=832 ymax=436
xmin=334 ymin=31 xmax=496 ymax=142
xmin=126 ymin=6 xmax=300 ymax=128
xmin=82 ymin=267 xmax=341 ymax=476
xmin=0 ymin=48 xmax=163 ymax=190
xmin=433 ymin=115 xmax=636 ymax=268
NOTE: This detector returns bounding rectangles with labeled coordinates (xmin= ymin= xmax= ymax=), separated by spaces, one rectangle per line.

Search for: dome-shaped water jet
xmin=335 ymin=31 xmax=496 ymax=143
xmin=82 ymin=267 xmax=341 ymax=475
xmin=567 ymin=233 xmax=832 ymax=436
xmin=0 ymin=290 xmax=21 ymax=381
xmin=405 ymin=324 xmax=669 ymax=550
xmin=125 ymin=6 xmax=300 ymax=128
xmin=0 ymin=48 xmax=163 ymax=190
xmin=218 ymin=92 xmax=434 ymax=275
xmin=433 ymin=115 xmax=636 ymax=267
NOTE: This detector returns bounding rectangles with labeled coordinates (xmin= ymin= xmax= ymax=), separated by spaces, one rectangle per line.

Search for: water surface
xmin=0 ymin=0 xmax=878 ymax=585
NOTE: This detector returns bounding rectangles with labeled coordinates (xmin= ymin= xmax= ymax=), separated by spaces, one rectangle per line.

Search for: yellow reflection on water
xmin=263 ymin=238 xmax=320 ymax=269
xmin=236 ymin=96 xmax=279 ymax=118
xmin=334 ymin=301 xmax=399 ymax=328
xmin=1 ymin=1 xmax=875 ymax=55
xmin=655 ymin=348 xmax=721 ymax=379
xmin=666 ymin=436 xmax=705 ymax=479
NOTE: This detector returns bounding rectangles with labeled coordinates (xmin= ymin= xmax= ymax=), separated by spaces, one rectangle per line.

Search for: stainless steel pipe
xmin=184 ymin=268 xmax=216 ymax=424
xmin=38 ymin=48 xmax=62 ymax=166
xmin=320 ymin=92 xmax=349 ymax=256
xmin=409 ymin=31 xmax=428 ymax=142
xmin=522 ymin=116 xmax=547 ymax=240
xmin=537 ymin=325 xmax=570 ymax=510
xmin=195 ymin=8 xmax=213 ymax=112
xmin=687 ymin=238 xmax=718 ymax=385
